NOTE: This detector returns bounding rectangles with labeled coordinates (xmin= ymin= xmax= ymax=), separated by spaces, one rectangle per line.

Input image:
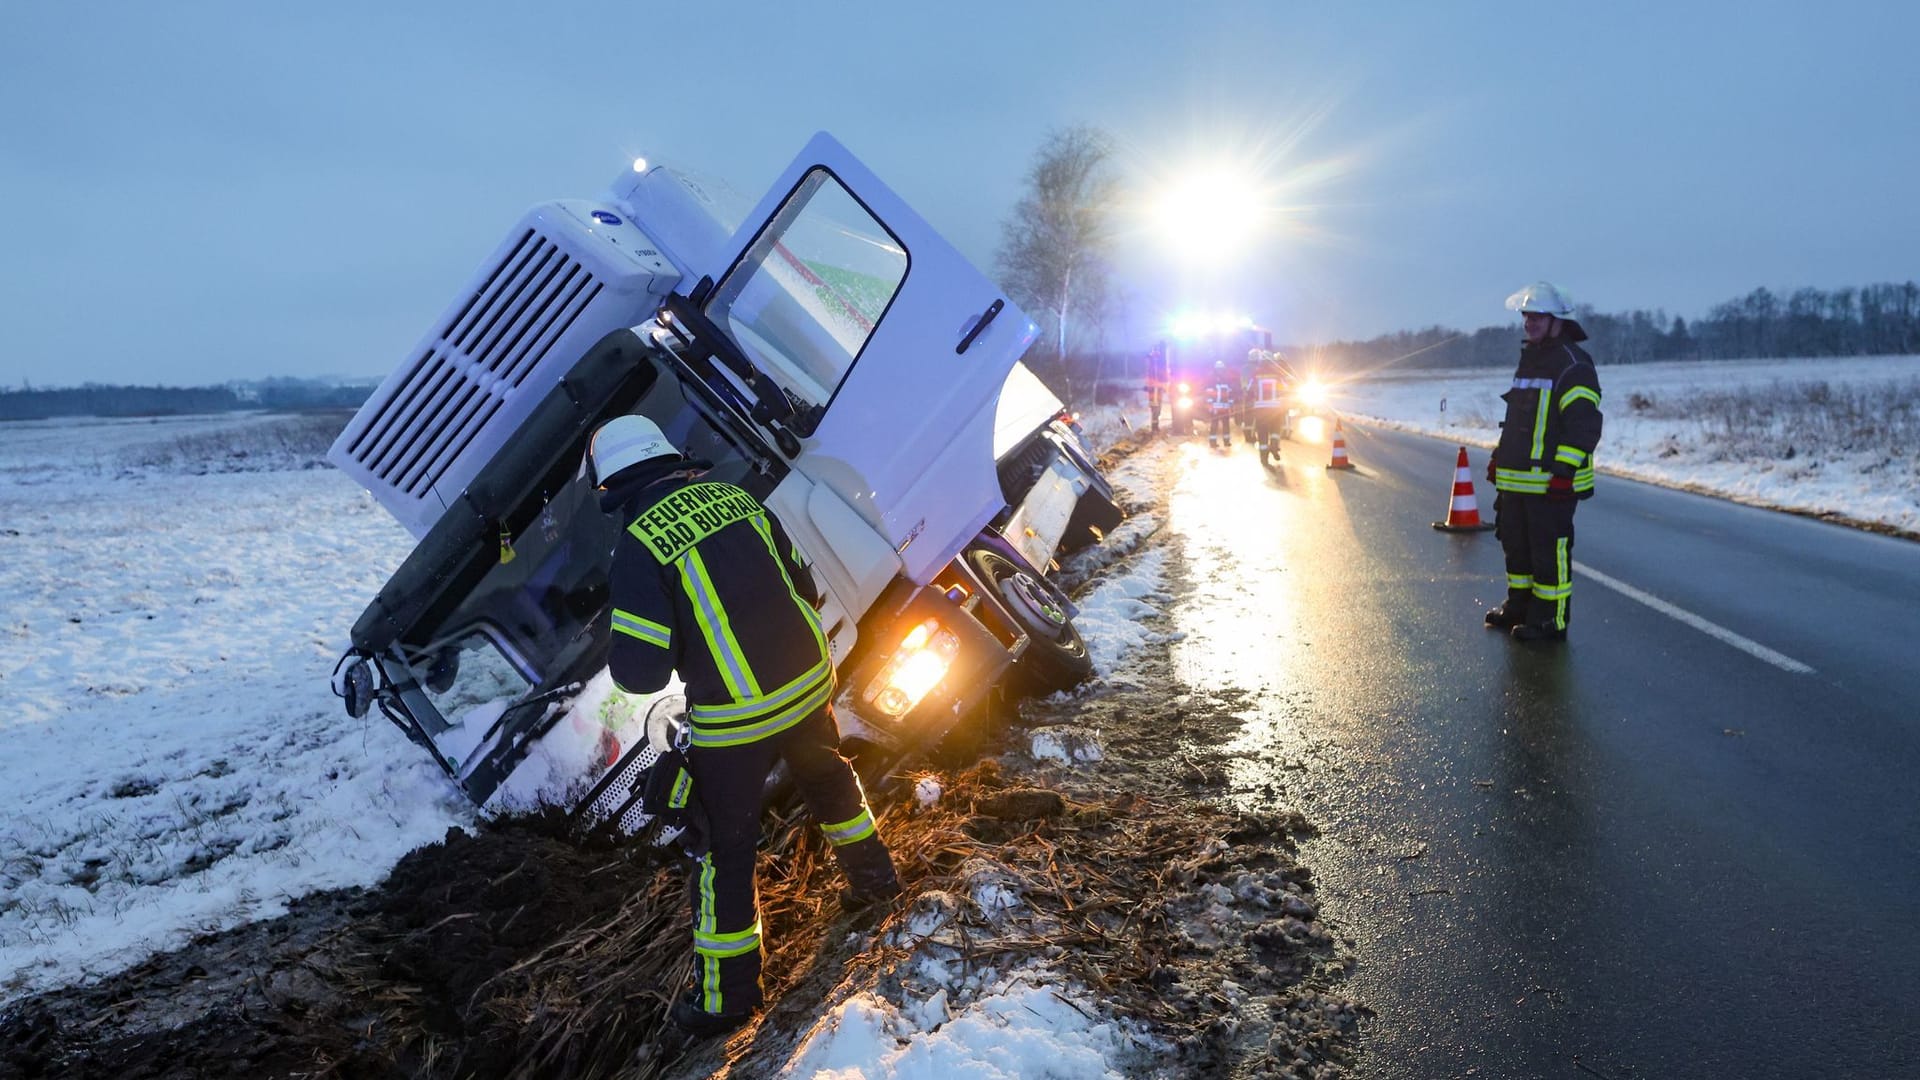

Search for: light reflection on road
xmin=1167 ymin=439 xmax=1337 ymax=796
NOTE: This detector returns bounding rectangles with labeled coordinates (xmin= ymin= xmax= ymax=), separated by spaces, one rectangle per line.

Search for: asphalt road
xmin=1161 ymin=419 xmax=1920 ymax=1079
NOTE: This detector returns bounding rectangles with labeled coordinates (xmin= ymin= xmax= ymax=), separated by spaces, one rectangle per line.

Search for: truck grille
xmin=344 ymin=230 xmax=603 ymax=499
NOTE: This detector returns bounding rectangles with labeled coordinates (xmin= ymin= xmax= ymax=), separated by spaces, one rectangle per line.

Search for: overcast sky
xmin=4 ymin=1 xmax=1916 ymax=387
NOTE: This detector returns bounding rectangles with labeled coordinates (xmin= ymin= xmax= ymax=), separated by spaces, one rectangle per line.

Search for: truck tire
xmin=967 ymin=549 xmax=1093 ymax=695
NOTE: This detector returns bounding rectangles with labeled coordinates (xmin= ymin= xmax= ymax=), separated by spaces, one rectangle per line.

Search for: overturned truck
xmin=330 ymin=133 xmax=1120 ymax=842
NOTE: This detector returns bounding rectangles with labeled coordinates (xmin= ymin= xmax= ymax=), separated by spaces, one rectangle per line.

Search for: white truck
xmin=330 ymin=133 xmax=1120 ymax=840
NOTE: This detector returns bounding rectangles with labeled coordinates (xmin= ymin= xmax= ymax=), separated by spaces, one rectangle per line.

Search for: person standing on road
xmin=590 ymin=414 xmax=902 ymax=1039
xmin=1484 ymin=282 xmax=1603 ymax=642
xmin=1205 ymin=359 xmax=1237 ymax=449
xmin=1145 ymin=342 xmax=1169 ymax=435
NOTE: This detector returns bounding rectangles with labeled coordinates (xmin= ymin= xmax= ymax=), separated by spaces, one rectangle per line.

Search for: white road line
xmin=1574 ymin=561 xmax=1816 ymax=675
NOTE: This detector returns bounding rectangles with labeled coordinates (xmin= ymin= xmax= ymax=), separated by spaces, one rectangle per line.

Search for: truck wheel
xmin=967 ymin=549 xmax=1093 ymax=694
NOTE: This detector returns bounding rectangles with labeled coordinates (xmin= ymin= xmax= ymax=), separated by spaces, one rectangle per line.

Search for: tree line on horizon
xmin=0 ymin=377 xmax=377 ymax=422
xmin=1296 ymin=280 xmax=1920 ymax=374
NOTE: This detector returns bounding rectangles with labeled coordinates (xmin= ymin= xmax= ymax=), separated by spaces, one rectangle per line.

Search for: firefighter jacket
xmin=1205 ymin=373 xmax=1238 ymax=413
xmin=1491 ymin=322 xmax=1603 ymax=499
xmin=601 ymin=459 xmax=831 ymax=749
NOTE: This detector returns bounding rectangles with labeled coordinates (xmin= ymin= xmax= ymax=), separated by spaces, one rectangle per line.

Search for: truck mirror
xmin=341 ymin=657 xmax=374 ymax=719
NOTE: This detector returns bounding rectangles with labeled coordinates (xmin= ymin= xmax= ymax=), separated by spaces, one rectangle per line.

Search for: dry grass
xmin=373 ymin=755 xmax=1309 ymax=1079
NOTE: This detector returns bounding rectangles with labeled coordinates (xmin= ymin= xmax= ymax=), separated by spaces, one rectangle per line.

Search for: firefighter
xmin=1205 ymin=359 xmax=1237 ymax=449
xmin=589 ymin=414 xmax=901 ymax=1039
xmin=1246 ymin=348 xmax=1291 ymax=465
xmin=1485 ymin=282 xmax=1603 ymax=642
xmin=1145 ymin=342 xmax=1169 ymax=435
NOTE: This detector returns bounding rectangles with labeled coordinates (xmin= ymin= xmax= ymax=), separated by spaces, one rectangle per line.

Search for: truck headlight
xmin=1299 ymin=380 xmax=1328 ymax=407
xmin=1177 ymin=395 xmax=1194 ymax=409
xmin=866 ymin=618 xmax=960 ymax=718
xmin=1177 ymin=381 xmax=1191 ymax=394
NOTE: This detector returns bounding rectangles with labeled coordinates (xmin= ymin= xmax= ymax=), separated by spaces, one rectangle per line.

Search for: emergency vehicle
xmin=329 ymin=133 xmax=1120 ymax=841
xmin=1157 ymin=319 xmax=1272 ymax=434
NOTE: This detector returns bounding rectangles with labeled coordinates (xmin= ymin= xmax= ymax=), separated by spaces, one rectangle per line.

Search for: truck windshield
xmin=705 ymin=168 xmax=906 ymax=408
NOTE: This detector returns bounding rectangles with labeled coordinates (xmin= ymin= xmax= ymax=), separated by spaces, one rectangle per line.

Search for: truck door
xmin=693 ymin=132 xmax=1041 ymax=585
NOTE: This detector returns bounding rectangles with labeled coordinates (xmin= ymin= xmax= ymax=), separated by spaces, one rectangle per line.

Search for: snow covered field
xmin=1330 ymin=354 xmax=1920 ymax=536
xmin=0 ymin=411 xmax=1178 ymax=1076
xmin=0 ymin=415 xmax=471 ymax=997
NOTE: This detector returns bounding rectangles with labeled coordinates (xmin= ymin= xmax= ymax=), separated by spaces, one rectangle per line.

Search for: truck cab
xmin=330 ymin=134 xmax=1118 ymax=839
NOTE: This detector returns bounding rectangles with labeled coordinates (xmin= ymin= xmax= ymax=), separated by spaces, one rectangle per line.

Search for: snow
xmin=778 ymin=974 xmax=1147 ymax=1079
xmin=0 ymin=415 xmax=473 ymax=1000
xmin=1329 ymin=353 xmax=1920 ymax=535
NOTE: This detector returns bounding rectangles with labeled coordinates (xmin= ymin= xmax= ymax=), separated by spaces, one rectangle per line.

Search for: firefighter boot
xmin=1484 ymin=591 xmax=1530 ymax=630
xmin=669 ymin=994 xmax=757 ymax=1040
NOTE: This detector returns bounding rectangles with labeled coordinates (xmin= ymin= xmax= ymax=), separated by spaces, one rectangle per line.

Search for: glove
xmin=1485 ymin=458 xmax=1496 ymax=485
xmin=1546 ymin=474 xmax=1576 ymax=501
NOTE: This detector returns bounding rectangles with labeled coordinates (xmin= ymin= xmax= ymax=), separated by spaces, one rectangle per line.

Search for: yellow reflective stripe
xmin=689 ymin=674 xmax=833 ymax=748
xmin=820 ymin=809 xmax=876 ymax=847
xmin=1560 ymin=386 xmax=1601 ymax=410
xmin=1495 ymin=467 xmax=1551 ymax=494
xmin=1531 ymin=582 xmax=1572 ymax=600
xmin=1531 ymin=388 xmax=1551 ymax=460
xmin=697 ymin=854 xmax=717 ymax=934
xmin=1508 ymin=574 xmax=1534 ymax=589
xmin=694 ymin=920 xmax=763 ymax=958
xmin=1573 ymin=465 xmax=1596 ymax=490
xmin=751 ymin=514 xmax=828 ymax=655
xmin=691 ymin=658 xmax=830 ymax=724
xmin=1554 ymin=445 xmax=1587 ymax=467
xmin=669 ymin=768 xmax=692 ymax=809
xmin=694 ymin=853 xmax=721 ymax=1012
xmin=1554 ymin=538 xmax=1571 ymax=629
xmin=678 ymin=547 xmax=760 ymax=700
xmin=610 ymin=608 xmax=670 ymax=648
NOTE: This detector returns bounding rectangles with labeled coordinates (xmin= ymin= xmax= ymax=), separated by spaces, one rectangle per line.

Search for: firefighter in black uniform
xmin=1145 ymin=342 xmax=1169 ymax=435
xmin=590 ymin=414 xmax=901 ymax=1038
xmin=1205 ymin=360 xmax=1237 ymax=449
xmin=1485 ymin=282 xmax=1604 ymax=642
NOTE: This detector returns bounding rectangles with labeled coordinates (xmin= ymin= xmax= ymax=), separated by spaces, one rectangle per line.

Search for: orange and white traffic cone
xmin=1325 ymin=419 xmax=1356 ymax=470
xmin=1432 ymin=446 xmax=1496 ymax=532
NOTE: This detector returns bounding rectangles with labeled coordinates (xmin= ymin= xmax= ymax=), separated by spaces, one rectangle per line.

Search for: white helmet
xmin=589 ymin=414 xmax=677 ymax=485
xmin=1504 ymin=281 xmax=1573 ymax=316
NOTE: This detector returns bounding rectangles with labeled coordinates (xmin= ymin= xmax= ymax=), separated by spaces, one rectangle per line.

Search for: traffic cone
xmin=1432 ymin=446 xmax=1496 ymax=532
xmin=1325 ymin=419 xmax=1356 ymax=470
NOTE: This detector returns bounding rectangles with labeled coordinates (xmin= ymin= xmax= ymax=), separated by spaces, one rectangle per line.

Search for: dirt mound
xmin=0 ymin=819 xmax=678 ymax=1079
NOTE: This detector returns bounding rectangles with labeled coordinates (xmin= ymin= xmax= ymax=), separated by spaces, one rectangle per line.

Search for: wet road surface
xmin=1162 ymin=420 xmax=1920 ymax=1079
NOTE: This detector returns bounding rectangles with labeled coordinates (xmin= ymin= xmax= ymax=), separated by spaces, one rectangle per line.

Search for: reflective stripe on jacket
xmin=1491 ymin=332 xmax=1603 ymax=498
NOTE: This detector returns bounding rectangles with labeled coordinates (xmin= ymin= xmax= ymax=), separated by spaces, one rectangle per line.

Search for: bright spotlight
xmin=1151 ymin=166 xmax=1268 ymax=264
xmin=631 ymin=157 xmax=650 ymax=173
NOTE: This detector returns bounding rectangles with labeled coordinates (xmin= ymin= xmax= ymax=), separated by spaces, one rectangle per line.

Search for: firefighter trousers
xmin=1208 ymin=412 xmax=1232 ymax=442
xmin=1494 ymin=493 xmax=1578 ymax=631
xmin=682 ymin=702 xmax=897 ymax=1016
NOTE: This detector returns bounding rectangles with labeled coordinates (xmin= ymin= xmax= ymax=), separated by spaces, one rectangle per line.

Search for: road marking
xmin=1574 ymin=561 xmax=1816 ymax=675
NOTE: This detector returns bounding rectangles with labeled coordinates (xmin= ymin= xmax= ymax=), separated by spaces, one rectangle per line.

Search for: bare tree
xmin=995 ymin=126 xmax=1119 ymax=404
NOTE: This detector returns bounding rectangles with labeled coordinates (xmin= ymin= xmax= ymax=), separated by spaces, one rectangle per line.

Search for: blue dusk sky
xmin=3 ymin=1 xmax=1915 ymax=386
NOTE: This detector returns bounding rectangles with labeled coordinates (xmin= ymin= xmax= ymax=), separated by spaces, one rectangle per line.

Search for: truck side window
xmin=705 ymin=169 xmax=906 ymax=407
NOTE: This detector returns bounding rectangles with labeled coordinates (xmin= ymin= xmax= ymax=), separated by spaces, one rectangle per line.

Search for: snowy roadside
xmin=0 ymin=417 xmax=474 ymax=1002
xmin=1330 ymin=354 xmax=1920 ymax=537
